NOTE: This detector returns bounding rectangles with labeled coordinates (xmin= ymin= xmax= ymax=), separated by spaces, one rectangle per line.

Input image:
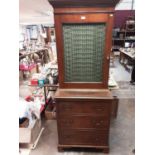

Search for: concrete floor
xmin=30 ymin=98 xmax=134 ymax=155
xmin=110 ymin=57 xmax=131 ymax=82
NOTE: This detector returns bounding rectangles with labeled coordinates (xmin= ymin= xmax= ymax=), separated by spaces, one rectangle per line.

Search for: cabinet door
xmin=55 ymin=13 xmax=113 ymax=89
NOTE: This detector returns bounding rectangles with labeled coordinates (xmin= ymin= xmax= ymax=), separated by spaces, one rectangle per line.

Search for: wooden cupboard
xmin=48 ymin=0 xmax=120 ymax=153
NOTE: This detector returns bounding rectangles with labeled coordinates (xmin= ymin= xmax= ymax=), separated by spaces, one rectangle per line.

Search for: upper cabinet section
xmin=48 ymin=0 xmax=121 ymax=89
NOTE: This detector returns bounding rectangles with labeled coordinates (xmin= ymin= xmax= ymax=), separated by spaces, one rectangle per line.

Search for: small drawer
xmin=58 ymin=116 xmax=110 ymax=129
xmin=57 ymin=101 xmax=111 ymax=116
xmin=59 ymin=129 xmax=108 ymax=146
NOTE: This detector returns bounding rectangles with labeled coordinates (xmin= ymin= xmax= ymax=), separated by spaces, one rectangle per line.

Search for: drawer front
xmin=58 ymin=116 xmax=110 ymax=130
xmin=57 ymin=101 xmax=111 ymax=116
xmin=59 ymin=130 xmax=108 ymax=146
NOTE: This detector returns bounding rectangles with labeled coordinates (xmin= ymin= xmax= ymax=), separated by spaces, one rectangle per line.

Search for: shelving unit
xmin=119 ymin=48 xmax=135 ymax=72
xmin=19 ymin=48 xmax=51 ymax=80
xmin=112 ymin=16 xmax=135 ymax=51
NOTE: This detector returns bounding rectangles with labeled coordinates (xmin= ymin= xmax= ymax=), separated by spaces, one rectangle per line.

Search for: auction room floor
xmin=30 ymin=98 xmax=135 ymax=155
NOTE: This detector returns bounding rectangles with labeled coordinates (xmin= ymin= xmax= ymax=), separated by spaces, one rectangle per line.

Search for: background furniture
xmin=19 ymin=48 xmax=51 ymax=80
xmin=112 ymin=16 xmax=135 ymax=51
xmin=119 ymin=48 xmax=135 ymax=72
xmin=48 ymin=0 xmax=120 ymax=153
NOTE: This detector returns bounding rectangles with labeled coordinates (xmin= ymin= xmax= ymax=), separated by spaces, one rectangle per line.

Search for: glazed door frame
xmin=54 ymin=13 xmax=114 ymax=89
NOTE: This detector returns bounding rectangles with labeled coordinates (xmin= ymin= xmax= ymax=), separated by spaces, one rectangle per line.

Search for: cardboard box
xmin=44 ymin=104 xmax=56 ymax=120
xmin=19 ymin=119 xmax=41 ymax=144
xmin=19 ymin=71 xmax=23 ymax=81
xmin=44 ymin=110 xmax=53 ymax=120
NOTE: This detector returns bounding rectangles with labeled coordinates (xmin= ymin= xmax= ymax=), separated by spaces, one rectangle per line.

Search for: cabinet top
xmin=48 ymin=0 xmax=120 ymax=8
xmin=55 ymin=88 xmax=113 ymax=99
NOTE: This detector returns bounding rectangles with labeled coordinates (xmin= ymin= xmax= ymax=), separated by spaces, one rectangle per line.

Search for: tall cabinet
xmin=48 ymin=0 xmax=120 ymax=153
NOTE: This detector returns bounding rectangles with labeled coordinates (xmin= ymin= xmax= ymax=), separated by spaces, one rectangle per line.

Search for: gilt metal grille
xmin=63 ymin=23 xmax=106 ymax=82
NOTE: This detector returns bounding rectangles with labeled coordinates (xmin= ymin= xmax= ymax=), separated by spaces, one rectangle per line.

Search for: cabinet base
xmin=58 ymin=144 xmax=109 ymax=153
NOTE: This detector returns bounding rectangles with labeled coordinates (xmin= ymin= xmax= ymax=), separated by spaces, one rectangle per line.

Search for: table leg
xmin=44 ymin=86 xmax=47 ymax=103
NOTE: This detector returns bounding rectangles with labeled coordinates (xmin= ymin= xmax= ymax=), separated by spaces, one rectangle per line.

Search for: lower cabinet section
xmin=58 ymin=115 xmax=110 ymax=129
xmin=55 ymin=89 xmax=114 ymax=153
xmin=59 ymin=129 xmax=109 ymax=146
xmin=57 ymin=101 xmax=110 ymax=116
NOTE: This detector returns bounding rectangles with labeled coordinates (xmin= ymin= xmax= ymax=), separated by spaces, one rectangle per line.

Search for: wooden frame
xmin=54 ymin=11 xmax=114 ymax=89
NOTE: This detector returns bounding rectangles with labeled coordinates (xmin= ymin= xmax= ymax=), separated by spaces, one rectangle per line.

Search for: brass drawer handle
xmin=95 ymin=121 xmax=104 ymax=126
xmin=63 ymin=135 xmax=71 ymax=139
xmin=95 ymin=123 xmax=101 ymax=126
xmin=63 ymin=106 xmax=72 ymax=111
xmin=92 ymin=120 xmax=104 ymax=126
xmin=96 ymin=107 xmax=104 ymax=111
xmin=62 ymin=120 xmax=73 ymax=124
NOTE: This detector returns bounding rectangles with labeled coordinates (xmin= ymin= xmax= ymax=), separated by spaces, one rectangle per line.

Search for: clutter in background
xmin=19 ymin=25 xmax=57 ymax=150
xmin=19 ymin=58 xmax=58 ymax=128
xmin=30 ymin=62 xmax=58 ymax=86
xmin=19 ymin=94 xmax=44 ymax=128
xmin=44 ymin=98 xmax=56 ymax=120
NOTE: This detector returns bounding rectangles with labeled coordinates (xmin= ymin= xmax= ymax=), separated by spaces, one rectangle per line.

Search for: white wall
xmin=19 ymin=0 xmax=54 ymax=25
xmin=115 ymin=0 xmax=135 ymax=10
xmin=19 ymin=0 xmax=135 ymax=25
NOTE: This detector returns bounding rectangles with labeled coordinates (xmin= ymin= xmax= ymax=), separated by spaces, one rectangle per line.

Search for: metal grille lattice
xmin=63 ymin=23 xmax=106 ymax=82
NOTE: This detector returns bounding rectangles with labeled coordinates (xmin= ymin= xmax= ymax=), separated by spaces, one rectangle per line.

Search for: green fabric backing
xmin=63 ymin=23 xmax=106 ymax=82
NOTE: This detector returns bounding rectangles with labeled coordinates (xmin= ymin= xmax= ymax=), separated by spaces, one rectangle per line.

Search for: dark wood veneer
xmin=54 ymin=7 xmax=115 ymax=14
xmin=49 ymin=0 xmax=120 ymax=8
xmin=48 ymin=0 xmax=120 ymax=153
xmin=55 ymin=89 xmax=113 ymax=153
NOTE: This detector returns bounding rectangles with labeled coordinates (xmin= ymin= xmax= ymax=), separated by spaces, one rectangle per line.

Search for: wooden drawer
xmin=58 ymin=116 xmax=110 ymax=129
xmin=59 ymin=130 xmax=108 ymax=146
xmin=57 ymin=101 xmax=111 ymax=116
